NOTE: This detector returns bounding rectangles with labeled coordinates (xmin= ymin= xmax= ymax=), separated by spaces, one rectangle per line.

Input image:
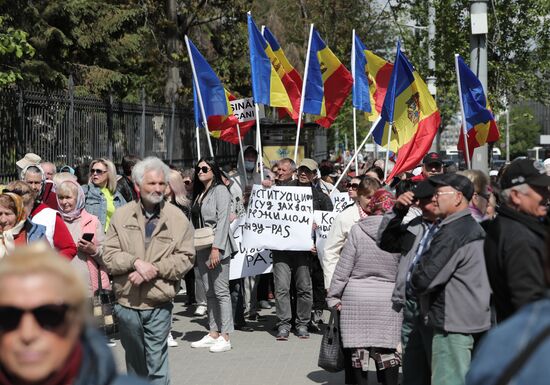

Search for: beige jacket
xmin=102 ymin=201 xmax=195 ymax=309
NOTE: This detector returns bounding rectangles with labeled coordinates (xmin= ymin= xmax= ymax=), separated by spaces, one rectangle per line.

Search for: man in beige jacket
xmin=103 ymin=157 xmax=194 ymax=385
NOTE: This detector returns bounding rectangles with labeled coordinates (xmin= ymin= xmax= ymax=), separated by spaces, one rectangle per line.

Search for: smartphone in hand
xmin=82 ymin=233 xmax=94 ymax=242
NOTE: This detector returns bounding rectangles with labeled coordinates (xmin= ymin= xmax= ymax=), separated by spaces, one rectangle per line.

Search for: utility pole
xmin=470 ymin=0 xmax=489 ymax=173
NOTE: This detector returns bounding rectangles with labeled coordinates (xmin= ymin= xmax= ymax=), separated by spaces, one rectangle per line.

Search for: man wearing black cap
xmin=378 ymin=180 xmax=439 ymax=385
xmin=483 ymin=159 xmax=550 ymax=322
xmin=410 ymin=174 xmax=491 ymax=385
xmin=412 ymin=152 xmax=444 ymax=182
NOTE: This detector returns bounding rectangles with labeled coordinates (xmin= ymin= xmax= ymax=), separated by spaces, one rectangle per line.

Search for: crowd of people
xmin=0 ymin=147 xmax=549 ymax=385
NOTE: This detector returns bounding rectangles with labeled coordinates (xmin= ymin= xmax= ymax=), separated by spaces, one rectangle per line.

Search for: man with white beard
xmin=103 ymin=157 xmax=195 ymax=385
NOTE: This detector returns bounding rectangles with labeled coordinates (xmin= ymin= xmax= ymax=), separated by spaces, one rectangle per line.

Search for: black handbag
xmin=92 ymin=264 xmax=118 ymax=337
xmin=318 ymin=308 xmax=346 ymax=372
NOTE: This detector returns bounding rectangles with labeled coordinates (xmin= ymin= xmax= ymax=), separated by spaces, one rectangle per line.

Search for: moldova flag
xmin=303 ymin=27 xmax=353 ymax=128
xmin=372 ymin=41 xmax=440 ymax=181
xmin=262 ymin=26 xmax=302 ymax=123
xmin=455 ymin=54 xmax=500 ymax=161
xmin=352 ymin=34 xmax=393 ymax=123
xmin=247 ymin=14 xmax=294 ymax=112
xmin=188 ymin=37 xmax=239 ymax=131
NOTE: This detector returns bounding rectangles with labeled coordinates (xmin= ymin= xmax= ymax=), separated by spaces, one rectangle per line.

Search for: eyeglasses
xmin=435 ymin=191 xmax=457 ymax=197
xmin=347 ymin=183 xmax=360 ymax=190
xmin=0 ymin=304 xmax=73 ymax=332
xmin=195 ymin=166 xmax=211 ymax=174
xmin=90 ymin=168 xmax=106 ymax=175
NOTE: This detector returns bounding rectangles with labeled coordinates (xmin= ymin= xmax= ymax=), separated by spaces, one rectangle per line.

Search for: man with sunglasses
xmin=0 ymin=245 xmax=150 ymax=385
xmin=412 ymin=152 xmax=444 ymax=182
xmin=484 ymin=159 xmax=550 ymax=322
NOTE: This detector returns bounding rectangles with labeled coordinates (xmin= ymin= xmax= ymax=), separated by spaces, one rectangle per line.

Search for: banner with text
xmin=230 ymin=97 xmax=265 ymax=123
xmin=242 ymin=185 xmax=314 ymax=251
xmin=330 ymin=191 xmax=354 ymax=213
xmin=229 ymin=217 xmax=272 ymax=280
xmin=314 ymin=211 xmax=336 ymax=264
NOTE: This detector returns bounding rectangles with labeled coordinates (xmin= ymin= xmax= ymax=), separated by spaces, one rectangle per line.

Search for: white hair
xmin=501 ymin=183 xmax=530 ymax=203
xmin=132 ymin=157 xmax=170 ymax=187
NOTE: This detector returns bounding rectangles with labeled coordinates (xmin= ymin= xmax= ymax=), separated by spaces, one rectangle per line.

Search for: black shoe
xmin=235 ymin=323 xmax=254 ymax=332
xmin=308 ymin=322 xmax=321 ymax=333
xmin=248 ymin=313 xmax=266 ymax=321
xmin=276 ymin=327 xmax=290 ymax=341
xmin=296 ymin=326 xmax=310 ymax=339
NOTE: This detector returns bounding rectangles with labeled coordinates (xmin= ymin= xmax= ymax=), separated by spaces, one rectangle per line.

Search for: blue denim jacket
xmin=466 ymin=295 xmax=550 ymax=385
xmin=26 ymin=220 xmax=47 ymax=242
xmin=82 ymin=183 xmax=126 ymax=230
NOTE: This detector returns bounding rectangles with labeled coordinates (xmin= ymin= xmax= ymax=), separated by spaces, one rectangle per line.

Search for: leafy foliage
xmin=497 ymin=105 xmax=542 ymax=159
xmin=0 ymin=16 xmax=35 ymax=86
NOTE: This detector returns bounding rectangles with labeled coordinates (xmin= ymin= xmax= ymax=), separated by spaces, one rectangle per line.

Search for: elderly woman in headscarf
xmin=56 ymin=180 xmax=109 ymax=297
xmin=326 ymin=184 xmax=402 ymax=385
xmin=0 ymin=191 xmax=46 ymax=258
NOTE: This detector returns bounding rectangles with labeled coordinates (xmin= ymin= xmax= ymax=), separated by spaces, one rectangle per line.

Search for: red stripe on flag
xmin=315 ymin=65 xmax=353 ymax=128
xmin=372 ymin=63 xmax=393 ymax=115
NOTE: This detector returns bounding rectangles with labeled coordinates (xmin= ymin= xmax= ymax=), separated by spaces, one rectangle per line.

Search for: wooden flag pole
xmin=293 ymin=24 xmax=314 ymax=163
xmin=254 ymin=103 xmax=265 ymax=181
xmin=185 ymin=35 xmax=214 ymax=158
xmin=455 ymin=54 xmax=471 ymax=170
xmin=351 ymin=29 xmax=359 ymax=174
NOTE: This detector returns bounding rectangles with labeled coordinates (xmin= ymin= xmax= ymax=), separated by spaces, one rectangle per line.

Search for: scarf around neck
xmin=56 ymin=180 xmax=86 ymax=222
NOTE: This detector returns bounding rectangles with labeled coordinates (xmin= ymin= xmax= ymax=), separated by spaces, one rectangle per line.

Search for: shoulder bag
xmin=318 ymin=308 xmax=345 ymax=372
xmin=92 ymin=263 xmax=118 ymax=337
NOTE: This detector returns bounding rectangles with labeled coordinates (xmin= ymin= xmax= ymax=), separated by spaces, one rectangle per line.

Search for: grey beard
xmin=142 ymin=193 xmax=164 ymax=205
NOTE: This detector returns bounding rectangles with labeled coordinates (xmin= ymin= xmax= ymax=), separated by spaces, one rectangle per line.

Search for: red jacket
xmin=31 ymin=203 xmax=77 ymax=259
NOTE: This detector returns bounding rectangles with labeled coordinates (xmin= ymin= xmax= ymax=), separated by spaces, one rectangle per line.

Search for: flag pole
xmin=383 ymin=41 xmax=401 ymax=181
xmin=236 ymin=123 xmax=247 ymax=185
xmin=254 ymin=103 xmax=265 ymax=181
xmin=455 ymin=54 xmax=471 ymax=170
xmin=331 ymin=118 xmax=380 ymax=195
xmin=383 ymin=123 xmax=393 ymax=180
xmin=294 ymin=24 xmax=314 ymax=163
xmin=195 ymin=126 xmax=201 ymax=161
xmin=185 ymin=35 xmax=214 ymax=158
xmin=351 ymin=29 xmax=359 ymax=174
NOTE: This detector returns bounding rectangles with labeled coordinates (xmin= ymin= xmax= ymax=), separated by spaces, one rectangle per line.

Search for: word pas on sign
xmin=230 ymin=217 xmax=272 ymax=280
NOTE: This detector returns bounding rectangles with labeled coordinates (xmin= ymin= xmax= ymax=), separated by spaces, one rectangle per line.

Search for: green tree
xmin=0 ymin=16 xmax=34 ymax=86
xmin=497 ymin=105 xmax=541 ymax=159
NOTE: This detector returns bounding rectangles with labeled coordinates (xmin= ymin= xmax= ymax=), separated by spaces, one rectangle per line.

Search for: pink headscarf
xmin=365 ymin=188 xmax=395 ymax=215
xmin=56 ymin=180 xmax=86 ymax=222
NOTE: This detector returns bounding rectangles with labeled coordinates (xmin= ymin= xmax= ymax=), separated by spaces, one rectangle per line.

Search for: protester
xmin=20 ymin=163 xmax=57 ymax=209
xmin=466 ymin=231 xmax=550 ymax=385
xmin=40 ymin=161 xmax=56 ymax=181
xmin=276 ymin=158 xmax=296 ymax=185
xmin=166 ymin=169 xmax=191 ymax=217
xmin=0 ymin=244 xmax=150 ymax=385
xmin=0 ymin=192 xmax=46 ymax=256
xmin=326 ymin=189 xmax=401 ymax=385
xmin=365 ymin=166 xmax=384 ymax=183
xmin=116 ymin=154 xmax=141 ymax=202
xmin=180 ymin=168 xmax=194 ymax=199
xmin=458 ymin=169 xmax=491 ymax=222
xmin=7 ymin=180 xmax=76 ymax=259
xmin=322 ymin=176 xmax=379 ymax=288
xmin=103 ymin=156 xmax=194 ymax=384
xmin=272 ymin=158 xmax=333 ymax=340
xmin=233 ymin=145 xmax=262 ymax=191
xmin=190 ymin=157 xmax=236 ymax=353
xmin=82 ymin=158 xmax=126 ymax=232
xmin=411 ymin=174 xmax=491 ymax=385
xmin=377 ymin=180 xmax=439 ymax=385
xmin=411 ymin=152 xmax=444 ymax=181
xmin=483 ymin=158 xmax=550 ymax=322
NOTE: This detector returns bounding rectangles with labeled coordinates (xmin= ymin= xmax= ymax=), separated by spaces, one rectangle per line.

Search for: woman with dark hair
xmin=365 ymin=166 xmax=384 ymax=183
xmin=190 ymin=158 xmax=237 ymax=353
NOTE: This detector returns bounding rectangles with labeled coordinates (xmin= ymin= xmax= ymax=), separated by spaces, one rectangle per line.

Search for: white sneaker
xmin=106 ymin=339 xmax=117 ymax=347
xmin=194 ymin=305 xmax=207 ymax=316
xmin=191 ymin=334 xmax=221 ymax=348
xmin=209 ymin=338 xmax=231 ymax=353
xmin=167 ymin=332 xmax=178 ymax=347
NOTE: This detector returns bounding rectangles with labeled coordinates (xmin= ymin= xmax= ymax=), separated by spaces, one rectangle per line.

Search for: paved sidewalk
xmin=111 ymin=295 xmax=386 ymax=385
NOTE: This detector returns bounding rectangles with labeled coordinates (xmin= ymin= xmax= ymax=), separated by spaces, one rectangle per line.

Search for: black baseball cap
xmin=423 ymin=152 xmax=443 ymax=165
xmin=429 ymin=173 xmax=474 ymax=200
xmin=413 ymin=180 xmax=436 ymax=199
xmin=500 ymin=159 xmax=550 ymax=189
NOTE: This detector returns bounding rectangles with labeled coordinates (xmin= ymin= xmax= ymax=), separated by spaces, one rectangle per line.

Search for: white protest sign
xmin=330 ymin=191 xmax=354 ymax=213
xmin=229 ymin=97 xmax=265 ymax=123
xmin=242 ymin=185 xmax=314 ymax=251
xmin=314 ymin=211 xmax=336 ymax=263
xmin=229 ymin=217 xmax=272 ymax=280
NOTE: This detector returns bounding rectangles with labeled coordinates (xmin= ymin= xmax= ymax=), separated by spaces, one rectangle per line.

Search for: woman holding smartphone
xmin=190 ymin=158 xmax=236 ymax=353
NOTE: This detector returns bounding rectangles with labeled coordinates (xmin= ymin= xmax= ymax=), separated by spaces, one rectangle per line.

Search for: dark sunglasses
xmin=90 ymin=168 xmax=106 ymax=175
xmin=0 ymin=304 xmax=73 ymax=332
xmin=347 ymin=183 xmax=360 ymax=190
xmin=183 ymin=180 xmax=191 ymax=185
xmin=195 ymin=166 xmax=211 ymax=174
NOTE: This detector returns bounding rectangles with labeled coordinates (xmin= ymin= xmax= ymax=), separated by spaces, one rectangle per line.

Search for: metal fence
xmin=0 ymin=82 xmax=238 ymax=182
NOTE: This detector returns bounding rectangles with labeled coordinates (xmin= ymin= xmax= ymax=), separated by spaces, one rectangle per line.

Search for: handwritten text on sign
xmin=314 ymin=211 xmax=336 ymax=263
xmin=229 ymin=217 xmax=272 ymax=280
xmin=331 ymin=191 xmax=354 ymax=213
xmin=242 ymin=185 xmax=314 ymax=251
